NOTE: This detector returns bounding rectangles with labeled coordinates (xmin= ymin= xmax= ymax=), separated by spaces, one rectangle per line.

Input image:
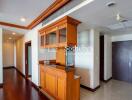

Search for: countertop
xmin=39 ymin=60 xmax=74 ymax=72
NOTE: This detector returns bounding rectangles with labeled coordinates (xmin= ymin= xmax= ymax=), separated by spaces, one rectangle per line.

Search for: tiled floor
xmin=80 ymin=80 xmax=132 ymax=100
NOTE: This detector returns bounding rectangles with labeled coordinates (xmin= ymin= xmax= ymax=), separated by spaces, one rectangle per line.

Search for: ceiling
xmin=69 ymin=0 xmax=132 ymax=33
xmin=1 ymin=0 xmax=132 ymax=35
xmin=3 ymin=29 xmax=23 ymax=41
xmin=0 ymin=0 xmax=54 ymax=26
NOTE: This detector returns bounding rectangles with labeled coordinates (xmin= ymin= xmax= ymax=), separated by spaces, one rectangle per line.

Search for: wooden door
xmin=112 ymin=41 xmax=132 ymax=83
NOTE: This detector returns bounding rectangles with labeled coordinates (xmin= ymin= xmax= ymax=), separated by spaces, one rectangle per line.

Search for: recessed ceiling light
xmin=12 ymin=32 xmax=16 ymax=35
xmin=9 ymin=37 xmax=12 ymax=40
xmin=20 ymin=17 xmax=26 ymax=22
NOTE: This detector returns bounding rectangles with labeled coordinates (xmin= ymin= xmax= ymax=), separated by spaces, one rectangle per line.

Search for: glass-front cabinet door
xmin=45 ymin=31 xmax=57 ymax=45
xmin=40 ymin=34 xmax=45 ymax=47
xmin=59 ymin=28 xmax=66 ymax=43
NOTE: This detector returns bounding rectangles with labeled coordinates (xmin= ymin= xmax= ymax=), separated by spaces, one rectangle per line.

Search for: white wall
xmin=92 ymin=29 xmax=100 ymax=88
xmin=16 ymin=37 xmax=24 ymax=72
xmin=112 ymin=34 xmax=132 ymax=42
xmin=24 ymin=24 xmax=42 ymax=85
xmin=15 ymin=24 xmax=42 ymax=86
xmin=3 ymin=40 xmax=15 ymax=67
xmin=14 ymin=44 xmax=16 ymax=67
xmin=104 ymin=34 xmax=112 ymax=80
xmin=75 ymin=29 xmax=100 ymax=89
xmin=0 ymin=28 xmax=3 ymax=84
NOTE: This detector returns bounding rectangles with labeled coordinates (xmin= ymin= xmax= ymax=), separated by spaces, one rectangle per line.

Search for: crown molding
xmin=0 ymin=0 xmax=71 ymax=30
xmin=0 ymin=21 xmax=28 ymax=29
xmin=27 ymin=0 xmax=71 ymax=29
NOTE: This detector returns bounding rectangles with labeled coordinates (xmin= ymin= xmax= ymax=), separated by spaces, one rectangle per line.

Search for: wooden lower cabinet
xmin=40 ymin=64 xmax=80 ymax=100
xmin=57 ymin=76 xmax=66 ymax=100
xmin=40 ymin=66 xmax=45 ymax=89
xmin=45 ymin=73 xmax=56 ymax=96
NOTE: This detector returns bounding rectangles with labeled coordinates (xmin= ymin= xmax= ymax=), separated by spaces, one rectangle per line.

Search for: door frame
xmin=25 ymin=41 xmax=31 ymax=78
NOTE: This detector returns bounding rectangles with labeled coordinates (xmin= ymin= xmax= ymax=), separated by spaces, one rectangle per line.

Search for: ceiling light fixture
xmin=12 ymin=32 xmax=16 ymax=35
xmin=20 ymin=17 xmax=26 ymax=22
xmin=9 ymin=37 xmax=12 ymax=40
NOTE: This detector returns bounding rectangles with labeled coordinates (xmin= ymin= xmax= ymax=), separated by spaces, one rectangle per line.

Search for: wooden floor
xmin=0 ymin=68 xmax=49 ymax=100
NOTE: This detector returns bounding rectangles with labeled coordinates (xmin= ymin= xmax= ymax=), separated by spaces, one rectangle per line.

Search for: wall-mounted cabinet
xmin=40 ymin=34 xmax=45 ymax=47
xmin=45 ymin=31 xmax=57 ymax=45
xmin=39 ymin=16 xmax=81 ymax=48
xmin=59 ymin=27 xmax=66 ymax=43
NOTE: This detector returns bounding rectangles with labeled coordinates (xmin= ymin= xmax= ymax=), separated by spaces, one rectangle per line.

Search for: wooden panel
xmin=67 ymin=23 xmax=77 ymax=46
xmin=57 ymin=76 xmax=66 ymax=100
xmin=58 ymin=23 xmax=67 ymax=29
xmin=56 ymin=48 xmax=66 ymax=65
xmin=0 ymin=21 xmax=28 ymax=29
xmin=45 ymin=27 xmax=58 ymax=34
xmin=45 ymin=73 xmax=56 ymax=96
xmin=40 ymin=65 xmax=45 ymax=89
xmin=71 ymin=77 xmax=80 ymax=100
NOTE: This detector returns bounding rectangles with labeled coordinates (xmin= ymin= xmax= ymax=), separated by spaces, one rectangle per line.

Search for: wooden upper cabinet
xmin=39 ymin=16 xmax=81 ymax=48
xmin=40 ymin=34 xmax=45 ymax=48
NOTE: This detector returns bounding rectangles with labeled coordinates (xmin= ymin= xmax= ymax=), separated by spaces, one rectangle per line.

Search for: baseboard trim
xmin=14 ymin=68 xmax=39 ymax=91
xmin=0 ymin=83 xmax=3 ymax=88
xmin=80 ymin=84 xmax=100 ymax=92
xmin=3 ymin=66 xmax=15 ymax=69
xmin=31 ymin=81 xmax=39 ymax=91
xmin=103 ymin=77 xmax=112 ymax=83
xmin=31 ymin=82 xmax=50 ymax=99
xmin=4 ymin=66 xmax=26 ymax=78
xmin=14 ymin=67 xmax=26 ymax=78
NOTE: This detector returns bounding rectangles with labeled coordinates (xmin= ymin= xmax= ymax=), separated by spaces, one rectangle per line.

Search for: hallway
xmin=0 ymin=68 xmax=49 ymax=100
